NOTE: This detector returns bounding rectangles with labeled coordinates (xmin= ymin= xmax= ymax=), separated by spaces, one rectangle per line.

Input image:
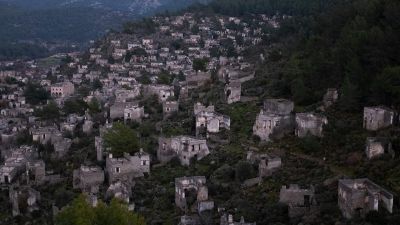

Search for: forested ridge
xmin=188 ymin=0 xmax=400 ymax=112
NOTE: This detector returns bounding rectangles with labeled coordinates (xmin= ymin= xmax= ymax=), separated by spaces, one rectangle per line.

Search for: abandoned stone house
xmin=295 ymin=113 xmax=328 ymax=138
xmin=218 ymin=65 xmax=255 ymax=84
xmin=50 ymin=81 xmax=75 ymax=98
xmin=0 ymin=146 xmax=37 ymax=184
xmin=9 ymin=186 xmax=41 ymax=216
xmin=145 ymin=84 xmax=175 ymax=102
xmin=185 ymin=71 xmax=212 ymax=88
xmin=82 ymin=119 xmax=94 ymax=134
xmin=253 ymin=99 xmax=294 ymax=142
xmin=26 ymin=160 xmax=46 ymax=185
xmin=53 ymin=138 xmax=72 ymax=159
xmin=110 ymin=101 xmax=144 ymax=121
xmin=195 ymin=111 xmax=230 ymax=136
xmin=106 ymin=181 xmax=134 ymax=210
xmin=124 ymin=105 xmax=145 ymax=123
xmin=94 ymin=121 xmax=114 ymax=162
xmin=175 ymin=176 xmax=214 ymax=213
xmin=178 ymin=215 xmax=200 ymax=225
xmin=258 ymin=156 xmax=282 ymax=178
xmin=73 ymin=165 xmax=105 ymax=193
xmin=193 ymin=102 xmax=215 ymax=116
xmin=225 ymin=81 xmax=241 ymax=104
xmin=163 ymin=101 xmax=179 ymax=118
xmin=363 ymin=106 xmax=395 ymax=131
xmin=106 ymin=150 xmax=150 ymax=184
xmin=220 ymin=214 xmax=256 ymax=225
xmin=279 ymin=184 xmax=317 ymax=218
xmin=246 ymin=151 xmax=282 ymax=178
xmin=30 ymin=126 xmax=62 ymax=145
xmin=338 ymin=178 xmax=393 ymax=219
xmin=115 ymin=88 xmax=141 ymax=102
xmin=365 ymin=137 xmax=393 ymax=160
xmin=323 ymin=88 xmax=338 ymax=108
xmin=0 ymin=165 xmax=18 ymax=184
xmin=158 ymin=136 xmax=210 ymax=166
xmin=95 ymin=136 xmax=104 ymax=162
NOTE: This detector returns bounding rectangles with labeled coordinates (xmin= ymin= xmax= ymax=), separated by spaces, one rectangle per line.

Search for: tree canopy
xmin=55 ymin=195 xmax=146 ymax=225
xmin=104 ymin=122 xmax=140 ymax=157
xmin=24 ymin=82 xmax=50 ymax=105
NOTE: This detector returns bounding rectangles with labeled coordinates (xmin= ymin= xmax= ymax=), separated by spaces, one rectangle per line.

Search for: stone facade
xmin=225 ymin=81 xmax=241 ymax=104
xmin=193 ymin=102 xmax=215 ymax=116
xmin=246 ymin=151 xmax=281 ymax=178
xmin=26 ymin=160 xmax=46 ymax=185
xmin=30 ymin=126 xmax=62 ymax=145
xmin=279 ymin=184 xmax=317 ymax=218
xmin=295 ymin=113 xmax=328 ymax=138
xmin=195 ymin=111 xmax=230 ymax=136
xmin=110 ymin=101 xmax=144 ymax=121
xmin=323 ymin=88 xmax=338 ymax=108
xmin=163 ymin=101 xmax=179 ymax=118
xmin=106 ymin=150 xmax=150 ymax=184
xmin=0 ymin=146 xmax=37 ymax=184
xmin=365 ymin=137 xmax=393 ymax=160
xmin=73 ymin=165 xmax=105 ymax=193
xmin=106 ymin=181 xmax=132 ymax=204
xmin=51 ymin=81 xmax=75 ymax=98
xmin=363 ymin=106 xmax=395 ymax=131
xmin=9 ymin=186 xmax=40 ymax=216
xmin=158 ymin=136 xmax=210 ymax=166
xmin=253 ymin=99 xmax=294 ymax=141
xmin=82 ymin=119 xmax=94 ymax=134
xmin=53 ymin=138 xmax=72 ymax=159
xmin=115 ymin=88 xmax=141 ymax=102
xmin=178 ymin=215 xmax=200 ymax=225
xmin=175 ymin=176 xmax=213 ymax=212
xmin=220 ymin=214 xmax=256 ymax=225
xmin=95 ymin=136 xmax=104 ymax=161
xmin=145 ymin=84 xmax=175 ymax=102
xmin=124 ymin=105 xmax=145 ymax=123
xmin=338 ymin=179 xmax=393 ymax=219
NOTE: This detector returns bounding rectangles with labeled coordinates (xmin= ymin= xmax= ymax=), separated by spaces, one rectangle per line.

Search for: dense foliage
xmin=24 ymin=82 xmax=50 ymax=105
xmin=55 ymin=195 xmax=146 ymax=225
xmin=104 ymin=122 xmax=140 ymax=157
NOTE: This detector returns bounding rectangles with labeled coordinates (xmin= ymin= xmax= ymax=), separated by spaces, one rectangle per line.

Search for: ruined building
xmin=193 ymin=102 xmax=214 ymax=116
xmin=178 ymin=215 xmax=200 ymax=225
xmin=338 ymin=179 xmax=393 ymax=219
xmin=106 ymin=150 xmax=150 ymax=184
xmin=158 ymin=136 xmax=210 ymax=166
xmin=109 ymin=101 xmax=144 ymax=121
xmin=26 ymin=160 xmax=46 ymax=185
xmin=323 ymin=88 xmax=338 ymax=108
xmin=9 ymin=186 xmax=40 ymax=216
xmin=279 ymin=184 xmax=317 ymax=218
xmin=220 ymin=214 xmax=256 ymax=225
xmin=73 ymin=165 xmax=105 ymax=193
xmin=225 ymin=81 xmax=241 ymax=104
xmin=163 ymin=101 xmax=179 ymax=118
xmin=365 ymin=137 xmax=393 ymax=160
xmin=106 ymin=181 xmax=133 ymax=207
xmin=363 ymin=106 xmax=395 ymax=131
xmin=295 ymin=113 xmax=328 ymax=138
xmin=0 ymin=146 xmax=37 ymax=184
xmin=195 ymin=111 xmax=230 ymax=137
xmin=175 ymin=176 xmax=214 ymax=213
xmin=246 ymin=151 xmax=281 ymax=178
xmin=50 ymin=81 xmax=75 ymax=98
xmin=145 ymin=84 xmax=175 ymax=102
xmin=253 ymin=99 xmax=294 ymax=141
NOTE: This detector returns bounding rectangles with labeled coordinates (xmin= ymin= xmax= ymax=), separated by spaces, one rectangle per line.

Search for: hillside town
xmin=0 ymin=6 xmax=399 ymax=225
